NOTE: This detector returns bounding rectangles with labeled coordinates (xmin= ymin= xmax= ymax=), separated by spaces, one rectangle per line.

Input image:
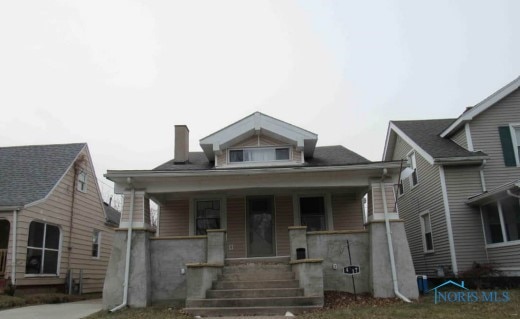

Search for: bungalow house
xmin=103 ymin=112 xmax=418 ymax=316
xmin=383 ymin=76 xmax=520 ymax=279
xmin=0 ymin=143 xmax=119 ymax=294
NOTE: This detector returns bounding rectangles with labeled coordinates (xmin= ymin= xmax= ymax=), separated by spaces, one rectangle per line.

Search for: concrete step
xmin=214 ymin=279 xmax=300 ymax=290
xmin=219 ymin=271 xmax=294 ymax=282
xmin=207 ymin=287 xmax=304 ymax=299
xmin=225 ymin=256 xmax=290 ymax=265
xmin=223 ymin=263 xmax=292 ymax=273
xmin=184 ymin=305 xmax=322 ymax=316
xmin=186 ymin=296 xmax=323 ymax=308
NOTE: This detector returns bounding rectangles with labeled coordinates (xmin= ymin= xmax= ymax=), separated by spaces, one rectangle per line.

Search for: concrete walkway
xmin=0 ymin=298 xmax=102 ymax=319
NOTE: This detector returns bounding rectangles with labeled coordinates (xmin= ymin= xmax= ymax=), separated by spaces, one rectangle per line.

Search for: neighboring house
xmin=0 ymin=143 xmax=120 ymax=293
xmin=383 ymin=76 xmax=520 ymax=278
xmin=103 ymin=112 xmax=418 ymax=315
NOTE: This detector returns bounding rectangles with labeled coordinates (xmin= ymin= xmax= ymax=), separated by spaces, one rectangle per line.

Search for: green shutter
xmin=498 ymin=126 xmax=517 ymax=167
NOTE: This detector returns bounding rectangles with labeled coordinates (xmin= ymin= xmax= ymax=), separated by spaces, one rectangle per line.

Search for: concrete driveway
xmin=0 ymin=298 xmax=102 ymax=319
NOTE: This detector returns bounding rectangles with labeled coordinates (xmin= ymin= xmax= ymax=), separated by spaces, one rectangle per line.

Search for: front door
xmin=247 ymin=197 xmax=275 ymax=257
xmin=0 ymin=220 xmax=10 ymax=276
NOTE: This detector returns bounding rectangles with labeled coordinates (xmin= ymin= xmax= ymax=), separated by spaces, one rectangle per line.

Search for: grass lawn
xmin=84 ymin=289 xmax=520 ymax=319
xmin=0 ymin=293 xmax=99 ymax=310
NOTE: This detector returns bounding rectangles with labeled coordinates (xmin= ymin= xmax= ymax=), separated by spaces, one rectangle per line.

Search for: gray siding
xmin=469 ymin=87 xmax=520 ymax=271
xmin=451 ymin=128 xmax=468 ymax=150
xmin=392 ymin=136 xmax=452 ymax=277
xmin=443 ymin=165 xmax=488 ymax=271
xmin=471 ymin=88 xmax=520 ymax=190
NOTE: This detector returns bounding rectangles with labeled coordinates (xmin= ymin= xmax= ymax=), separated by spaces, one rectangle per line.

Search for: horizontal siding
xmin=121 ymin=194 xmax=144 ymax=224
xmin=471 ymin=87 xmax=520 ymax=190
xmin=444 ymin=165 xmax=488 ymax=271
xmin=332 ymin=193 xmax=364 ymax=230
xmin=11 ymin=148 xmax=115 ymax=293
xmin=370 ymin=184 xmax=397 ymax=215
xmin=275 ymin=196 xmax=292 ymax=256
xmin=159 ymin=200 xmax=189 ymax=237
xmin=486 ymin=245 xmax=520 ymax=269
xmin=392 ymin=136 xmax=452 ymax=277
xmin=450 ymin=127 xmax=468 ymax=149
xmin=227 ymin=197 xmax=246 ymax=258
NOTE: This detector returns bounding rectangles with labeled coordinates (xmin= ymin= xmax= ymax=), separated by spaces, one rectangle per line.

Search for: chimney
xmin=174 ymin=125 xmax=189 ymax=164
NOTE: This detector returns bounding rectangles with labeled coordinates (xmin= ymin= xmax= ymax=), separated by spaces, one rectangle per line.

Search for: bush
xmin=459 ymin=262 xmax=501 ymax=289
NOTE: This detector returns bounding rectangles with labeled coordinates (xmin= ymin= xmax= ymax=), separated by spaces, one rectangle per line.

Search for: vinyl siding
xmin=10 ymin=148 xmax=115 ymax=293
xmin=392 ymin=135 xmax=452 ymax=277
xmin=443 ymin=165 xmax=488 ymax=271
xmin=274 ymin=196 xmax=292 ymax=256
xmin=121 ymin=194 xmax=145 ymax=224
xmin=332 ymin=193 xmax=364 ymax=230
xmin=159 ymin=200 xmax=189 ymax=237
xmin=451 ymin=128 xmax=468 ymax=150
xmin=369 ymin=184 xmax=397 ymax=215
xmin=486 ymin=244 xmax=520 ymax=270
xmin=226 ymin=197 xmax=246 ymax=258
xmin=471 ymin=87 xmax=520 ymax=190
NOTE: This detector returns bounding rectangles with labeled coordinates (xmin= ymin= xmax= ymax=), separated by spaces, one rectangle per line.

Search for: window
xmin=196 ymin=200 xmax=221 ymax=235
xmin=420 ymin=212 xmax=434 ymax=252
xmin=482 ymin=197 xmax=520 ymax=245
xmin=408 ymin=152 xmax=418 ymax=187
xmin=26 ymin=221 xmax=60 ymax=275
xmin=229 ymin=147 xmax=290 ymax=163
xmin=77 ymin=171 xmax=87 ymax=192
xmin=499 ymin=125 xmax=520 ymax=167
xmin=300 ymin=197 xmax=326 ymax=231
xmin=397 ymin=180 xmax=404 ymax=196
xmin=92 ymin=230 xmax=101 ymax=258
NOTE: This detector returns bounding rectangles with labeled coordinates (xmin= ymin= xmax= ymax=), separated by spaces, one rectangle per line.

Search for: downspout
xmin=111 ymin=187 xmax=135 ymax=312
xmin=479 ymin=160 xmax=487 ymax=192
xmin=11 ymin=209 xmax=19 ymax=286
xmin=67 ymin=164 xmax=78 ymax=272
xmin=380 ymin=182 xmax=411 ymax=303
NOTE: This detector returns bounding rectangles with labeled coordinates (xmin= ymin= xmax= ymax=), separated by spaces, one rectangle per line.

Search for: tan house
xmin=103 ymin=112 xmax=418 ymax=316
xmin=0 ymin=143 xmax=119 ymax=294
xmin=383 ymin=75 xmax=520 ymax=279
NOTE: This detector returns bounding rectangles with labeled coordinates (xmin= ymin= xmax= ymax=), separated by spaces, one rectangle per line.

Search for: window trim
xmin=25 ymin=220 xmax=62 ymax=277
xmin=92 ymin=230 xmax=101 ymax=259
xmin=227 ymin=146 xmax=292 ymax=164
xmin=190 ymin=197 xmax=225 ymax=236
xmin=509 ymin=123 xmax=520 ymax=166
xmin=297 ymin=194 xmax=331 ymax=232
xmin=77 ymin=171 xmax=88 ymax=193
xmin=397 ymin=179 xmax=404 ymax=197
xmin=419 ymin=211 xmax=434 ymax=254
xmin=482 ymin=196 xmax=520 ymax=247
xmin=407 ymin=151 xmax=419 ymax=188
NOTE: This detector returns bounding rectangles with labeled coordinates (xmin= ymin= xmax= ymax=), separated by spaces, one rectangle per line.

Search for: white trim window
xmin=229 ymin=147 xmax=290 ymax=163
xmin=482 ymin=197 xmax=520 ymax=245
xmin=510 ymin=124 xmax=520 ymax=166
xmin=26 ymin=221 xmax=61 ymax=275
xmin=195 ymin=199 xmax=221 ymax=235
xmin=77 ymin=171 xmax=87 ymax=193
xmin=408 ymin=152 xmax=418 ymax=187
xmin=299 ymin=196 xmax=326 ymax=231
xmin=419 ymin=211 xmax=434 ymax=253
xmin=397 ymin=179 xmax=404 ymax=196
xmin=92 ymin=230 xmax=101 ymax=258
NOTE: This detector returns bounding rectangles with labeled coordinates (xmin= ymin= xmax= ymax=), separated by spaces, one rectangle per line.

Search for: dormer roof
xmin=199 ymin=112 xmax=318 ymax=160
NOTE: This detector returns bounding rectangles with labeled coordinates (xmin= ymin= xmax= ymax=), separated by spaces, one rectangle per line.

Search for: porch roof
xmin=466 ymin=179 xmax=520 ymax=206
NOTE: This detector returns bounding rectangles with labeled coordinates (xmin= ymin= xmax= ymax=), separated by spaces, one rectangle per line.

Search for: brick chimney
xmin=174 ymin=125 xmax=189 ymax=164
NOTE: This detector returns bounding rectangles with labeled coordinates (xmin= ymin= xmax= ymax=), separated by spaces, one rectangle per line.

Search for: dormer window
xmin=229 ymin=147 xmax=290 ymax=163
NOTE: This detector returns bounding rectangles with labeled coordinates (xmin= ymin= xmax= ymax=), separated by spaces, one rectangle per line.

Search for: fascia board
xmin=387 ymin=123 xmax=435 ymax=165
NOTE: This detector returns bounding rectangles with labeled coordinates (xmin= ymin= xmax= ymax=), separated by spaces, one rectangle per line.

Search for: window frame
xmin=194 ymin=199 xmax=222 ymax=235
xmin=407 ymin=151 xmax=419 ymax=188
xmin=227 ymin=146 xmax=292 ymax=164
xmin=298 ymin=195 xmax=328 ymax=232
xmin=419 ymin=211 xmax=434 ymax=253
xmin=77 ymin=171 xmax=88 ymax=193
xmin=92 ymin=230 xmax=101 ymax=259
xmin=25 ymin=221 xmax=62 ymax=276
xmin=482 ymin=196 xmax=520 ymax=248
xmin=397 ymin=179 xmax=404 ymax=197
xmin=509 ymin=123 xmax=520 ymax=166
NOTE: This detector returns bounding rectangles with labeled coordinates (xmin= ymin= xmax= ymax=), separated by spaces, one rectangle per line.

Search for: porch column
xmin=288 ymin=226 xmax=308 ymax=262
xmin=206 ymin=229 xmax=226 ymax=265
xmin=120 ymin=190 xmax=153 ymax=230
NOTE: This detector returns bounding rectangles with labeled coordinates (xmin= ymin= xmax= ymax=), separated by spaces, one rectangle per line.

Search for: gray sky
xmin=1 ymin=0 xmax=519 ymax=197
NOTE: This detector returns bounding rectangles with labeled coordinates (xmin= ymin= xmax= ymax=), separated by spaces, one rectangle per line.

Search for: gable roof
xmin=441 ymin=75 xmax=520 ymax=138
xmin=153 ymin=145 xmax=370 ymax=171
xmin=0 ymin=143 xmax=86 ymax=208
xmin=199 ymin=112 xmax=318 ymax=160
xmin=383 ymin=119 xmax=487 ymax=164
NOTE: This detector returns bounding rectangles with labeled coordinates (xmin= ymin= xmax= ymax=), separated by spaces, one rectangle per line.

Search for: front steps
xmin=185 ymin=257 xmax=323 ymax=316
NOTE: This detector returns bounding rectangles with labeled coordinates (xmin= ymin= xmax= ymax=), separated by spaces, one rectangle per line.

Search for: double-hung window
xmin=26 ymin=221 xmax=60 ymax=275
xmin=482 ymin=197 xmax=520 ymax=245
xmin=92 ymin=230 xmax=101 ymax=258
xmin=408 ymin=152 xmax=418 ymax=187
xmin=196 ymin=200 xmax=221 ymax=235
xmin=229 ymin=147 xmax=290 ymax=163
xmin=77 ymin=171 xmax=87 ymax=192
xmin=420 ymin=211 xmax=434 ymax=253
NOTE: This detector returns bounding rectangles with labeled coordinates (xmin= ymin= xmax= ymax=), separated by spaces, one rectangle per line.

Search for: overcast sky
xmin=1 ymin=0 xmax=520 ymax=198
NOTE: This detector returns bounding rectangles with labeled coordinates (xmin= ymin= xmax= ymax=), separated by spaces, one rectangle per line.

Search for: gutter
xmin=11 ymin=208 xmax=19 ymax=286
xmin=110 ymin=187 xmax=135 ymax=312
xmin=380 ymin=183 xmax=411 ymax=303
